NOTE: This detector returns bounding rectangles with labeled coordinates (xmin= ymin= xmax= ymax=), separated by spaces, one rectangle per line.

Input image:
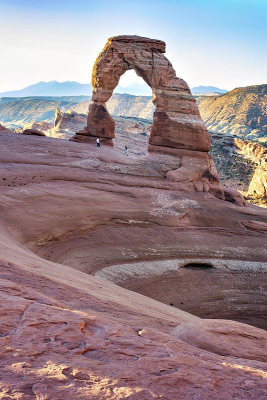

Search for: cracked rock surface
xmin=0 ymin=131 xmax=267 ymax=399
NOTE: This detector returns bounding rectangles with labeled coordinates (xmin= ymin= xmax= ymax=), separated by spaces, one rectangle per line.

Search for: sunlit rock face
xmin=52 ymin=109 xmax=87 ymax=139
xmin=78 ymin=35 xmax=210 ymax=152
xmin=73 ymin=35 xmax=235 ymax=201
xmin=1 ymin=130 xmax=267 ymax=398
xmin=234 ymin=138 xmax=267 ymax=199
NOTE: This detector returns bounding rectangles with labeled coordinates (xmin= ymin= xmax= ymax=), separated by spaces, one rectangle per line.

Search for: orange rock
xmin=82 ymin=35 xmax=210 ymax=153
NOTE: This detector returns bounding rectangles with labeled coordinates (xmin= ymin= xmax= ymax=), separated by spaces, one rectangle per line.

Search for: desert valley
xmin=0 ymin=17 xmax=266 ymax=400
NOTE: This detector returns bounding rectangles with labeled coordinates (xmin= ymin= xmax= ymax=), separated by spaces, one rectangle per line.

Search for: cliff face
xmin=197 ymin=84 xmax=267 ymax=139
xmin=209 ymin=135 xmax=266 ymax=206
xmin=234 ymin=139 xmax=267 ymax=203
xmin=51 ymin=109 xmax=87 ymax=139
xmin=210 ymin=134 xmax=255 ymax=192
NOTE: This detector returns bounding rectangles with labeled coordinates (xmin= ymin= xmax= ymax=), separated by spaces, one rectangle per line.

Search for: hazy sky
xmin=0 ymin=0 xmax=266 ymax=92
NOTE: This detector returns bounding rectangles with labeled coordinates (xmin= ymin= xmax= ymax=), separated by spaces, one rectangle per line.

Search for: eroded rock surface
xmin=234 ymin=138 xmax=267 ymax=200
xmin=96 ymin=259 xmax=267 ymax=329
xmin=23 ymin=121 xmax=53 ymax=135
xmin=72 ymin=36 xmax=238 ymax=205
xmin=52 ymin=108 xmax=87 ymax=139
xmin=22 ymin=128 xmax=46 ymax=136
xmin=77 ymin=35 xmax=210 ymax=153
xmin=0 ymin=130 xmax=267 ymax=398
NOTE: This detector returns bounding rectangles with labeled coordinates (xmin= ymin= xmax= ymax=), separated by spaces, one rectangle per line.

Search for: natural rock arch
xmin=80 ymin=35 xmax=210 ymax=153
xmin=72 ymin=35 xmax=246 ymax=204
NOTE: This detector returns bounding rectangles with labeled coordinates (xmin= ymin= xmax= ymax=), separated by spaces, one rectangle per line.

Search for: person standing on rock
xmin=96 ymin=138 xmax=100 ymax=148
xmin=124 ymin=145 xmax=128 ymax=156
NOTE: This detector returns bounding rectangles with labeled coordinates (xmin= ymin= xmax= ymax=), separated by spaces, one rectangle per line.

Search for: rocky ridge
xmin=0 ymin=96 xmax=87 ymax=129
xmin=197 ymin=84 xmax=267 ymax=139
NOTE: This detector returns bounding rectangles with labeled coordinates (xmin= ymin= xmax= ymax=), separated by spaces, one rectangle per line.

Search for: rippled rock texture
xmin=0 ymin=130 xmax=267 ymax=398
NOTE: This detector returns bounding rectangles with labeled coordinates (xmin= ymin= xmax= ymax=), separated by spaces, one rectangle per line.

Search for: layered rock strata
xmin=73 ymin=36 xmax=236 ymax=202
xmin=80 ymin=35 xmax=210 ymax=152
xmin=0 ymin=130 xmax=267 ymax=398
xmin=234 ymin=138 xmax=267 ymax=199
xmin=52 ymin=109 xmax=87 ymax=139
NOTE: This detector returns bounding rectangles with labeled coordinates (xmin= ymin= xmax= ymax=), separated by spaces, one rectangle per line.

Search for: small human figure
xmin=124 ymin=145 xmax=128 ymax=156
xmin=96 ymin=138 xmax=100 ymax=148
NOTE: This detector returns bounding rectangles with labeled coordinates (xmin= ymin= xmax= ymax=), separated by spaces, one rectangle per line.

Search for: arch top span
xmin=84 ymin=35 xmax=211 ymax=153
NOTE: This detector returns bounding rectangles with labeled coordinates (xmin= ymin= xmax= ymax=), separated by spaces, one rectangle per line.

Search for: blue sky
xmin=0 ymin=0 xmax=266 ymax=91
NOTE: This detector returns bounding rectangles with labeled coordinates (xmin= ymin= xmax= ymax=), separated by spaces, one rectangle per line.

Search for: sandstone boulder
xmin=23 ymin=121 xmax=53 ymax=134
xmin=22 ymin=128 xmax=46 ymax=136
xmin=52 ymin=109 xmax=87 ymax=139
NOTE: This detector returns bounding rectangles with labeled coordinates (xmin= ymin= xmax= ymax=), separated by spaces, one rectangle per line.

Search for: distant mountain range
xmin=191 ymin=85 xmax=227 ymax=94
xmin=0 ymin=80 xmax=226 ymax=97
xmin=1 ymin=84 xmax=265 ymax=140
xmin=0 ymin=81 xmax=91 ymax=97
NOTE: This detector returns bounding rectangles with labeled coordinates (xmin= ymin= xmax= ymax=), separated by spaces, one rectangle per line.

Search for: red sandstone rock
xmin=23 ymin=121 xmax=53 ymax=134
xmin=70 ymin=134 xmax=114 ymax=146
xmin=52 ymin=109 xmax=87 ymax=139
xmin=171 ymin=319 xmax=267 ymax=362
xmin=0 ymin=130 xmax=267 ymax=399
xmin=83 ymin=35 xmax=210 ymax=153
xmin=87 ymin=102 xmax=115 ymax=138
xmin=73 ymin=35 xmax=239 ymax=202
xmin=22 ymin=128 xmax=46 ymax=136
xmin=223 ymin=186 xmax=247 ymax=206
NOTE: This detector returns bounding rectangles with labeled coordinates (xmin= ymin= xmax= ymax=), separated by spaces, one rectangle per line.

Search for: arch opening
xmin=114 ymin=70 xmax=152 ymax=97
xmin=107 ymin=69 xmax=153 ymax=155
xmin=77 ymin=35 xmax=211 ymax=155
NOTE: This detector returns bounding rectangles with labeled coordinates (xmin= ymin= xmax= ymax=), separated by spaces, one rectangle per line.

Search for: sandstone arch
xmin=72 ymin=35 xmax=247 ymax=201
xmin=84 ymin=35 xmax=210 ymax=153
